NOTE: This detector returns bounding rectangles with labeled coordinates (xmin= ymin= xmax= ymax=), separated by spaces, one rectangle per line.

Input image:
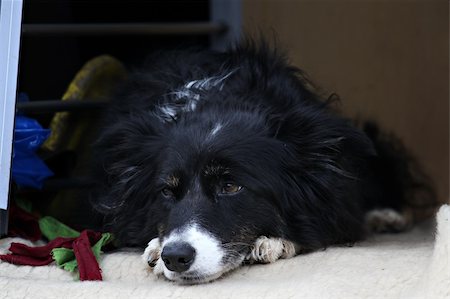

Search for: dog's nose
xmin=161 ymin=242 xmax=196 ymax=272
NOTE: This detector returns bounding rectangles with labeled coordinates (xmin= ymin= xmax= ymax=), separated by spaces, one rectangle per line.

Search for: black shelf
xmin=43 ymin=177 xmax=94 ymax=190
xmin=22 ymin=22 xmax=227 ymax=36
xmin=15 ymin=177 xmax=95 ymax=193
xmin=16 ymin=100 xmax=109 ymax=114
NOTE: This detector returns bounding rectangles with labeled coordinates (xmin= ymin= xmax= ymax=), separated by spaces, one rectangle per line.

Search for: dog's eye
xmin=220 ymin=183 xmax=243 ymax=195
xmin=161 ymin=188 xmax=175 ymax=199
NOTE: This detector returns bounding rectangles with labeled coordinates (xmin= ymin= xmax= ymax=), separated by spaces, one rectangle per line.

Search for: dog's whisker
xmin=222 ymin=241 xmax=253 ymax=248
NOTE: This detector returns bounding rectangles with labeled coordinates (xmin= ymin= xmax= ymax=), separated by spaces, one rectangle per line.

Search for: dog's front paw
xmin=246 ymin=236 xmax=298 ymax=264
xmin=142 ymin=238 xmax=164 ymax=275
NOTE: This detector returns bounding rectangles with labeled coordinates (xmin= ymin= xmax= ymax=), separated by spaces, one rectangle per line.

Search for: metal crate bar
xmin=16 ymin=100 xmax=109 ymax=114
xmin=22 ymin=22 xmax=227 ymax=36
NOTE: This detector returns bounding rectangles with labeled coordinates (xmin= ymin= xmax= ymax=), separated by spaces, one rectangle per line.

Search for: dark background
xmin=19 ymin=0 xmax=210 ymax=102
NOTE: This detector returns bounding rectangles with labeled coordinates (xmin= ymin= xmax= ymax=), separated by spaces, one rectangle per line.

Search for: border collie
xmin=91 ymin=41 xmax=429 ymax=284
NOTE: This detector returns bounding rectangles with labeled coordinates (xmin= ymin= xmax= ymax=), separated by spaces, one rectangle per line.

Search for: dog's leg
xmin=142 ymin=238 xmax=164 ymax=275
xmin=365 ymin=208 xmax=412 ymax=233
xmin=246 ymin=236 xmax=299 ymax=264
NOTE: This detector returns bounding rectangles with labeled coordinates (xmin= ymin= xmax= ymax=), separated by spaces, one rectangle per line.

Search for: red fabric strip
xmin=0 ymin=230 xmax=103 ymax=279
xmin=7 ymin=237 xmax=74 ymax=258
xmin=0 ymin=253 xmax=53 ymax=266
xmin=0 ymin=237 xmax=75 ymax=266
xmin=72 ymin=230 xmax=102 ymax=281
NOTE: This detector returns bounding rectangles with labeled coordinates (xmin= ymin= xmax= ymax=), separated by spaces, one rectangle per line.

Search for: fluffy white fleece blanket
xmin=0 ymin=205 xmax=449 ymax=299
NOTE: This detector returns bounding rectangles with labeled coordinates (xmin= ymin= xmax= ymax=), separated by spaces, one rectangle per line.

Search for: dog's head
xmin=96 ymin=99 xmax=300 ymax=282
xmin=150 ymin=109 xmax=293 ymax=282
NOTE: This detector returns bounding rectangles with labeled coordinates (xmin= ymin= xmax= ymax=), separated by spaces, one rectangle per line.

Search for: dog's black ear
xmin=276 ymin=103 xmax=376 ymax=167
xmin=267 ymin=109 xmax=376 ymax=248
xmin=90 ymin=112 xmax=165 ymax=213
xmin=89 ymin=113 xmax=167 ymax=246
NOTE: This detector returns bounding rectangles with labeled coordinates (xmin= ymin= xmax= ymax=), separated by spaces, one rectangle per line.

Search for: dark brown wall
xmin=243 ymin=0 xmax=449 ymax=204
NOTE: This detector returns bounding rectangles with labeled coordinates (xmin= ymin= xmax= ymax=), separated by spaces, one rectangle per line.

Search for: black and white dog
xmin=92 ymin=42 xmax=423 ymax=283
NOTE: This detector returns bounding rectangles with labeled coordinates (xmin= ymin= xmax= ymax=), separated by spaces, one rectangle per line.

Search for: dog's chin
xmin=162 ymin=258 xmax=245 ymax=284
xmin=164 ymin=270 xmax=226 ymax=284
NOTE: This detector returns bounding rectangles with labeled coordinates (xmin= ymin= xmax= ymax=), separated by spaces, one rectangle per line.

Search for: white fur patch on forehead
xmin=155 ymin=69 xmax=238 ymax=123
xmin=184 ymin=69 xmax=237 ymax=91
xmin=210 ymin=122 xmax=223 ymax=136
xmin=161 ymin=223 xmax=224 ymax=280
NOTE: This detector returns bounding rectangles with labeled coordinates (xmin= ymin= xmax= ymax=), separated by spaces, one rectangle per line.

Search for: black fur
xmin=91 ymin=42 xmax=430 ymax=257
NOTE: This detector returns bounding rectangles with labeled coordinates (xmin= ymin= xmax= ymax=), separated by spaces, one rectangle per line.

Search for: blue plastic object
xmin=12 ymin=115 xmax=54 ymax=189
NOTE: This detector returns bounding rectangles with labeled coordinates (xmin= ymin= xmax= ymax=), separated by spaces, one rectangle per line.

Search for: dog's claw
xmin=147 ymin=260 xmax=158 ymax=268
